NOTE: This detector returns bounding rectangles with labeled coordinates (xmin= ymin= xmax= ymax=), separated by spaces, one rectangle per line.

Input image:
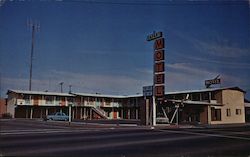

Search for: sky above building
xmin=0 ymin=0 xmax=249 ymax=98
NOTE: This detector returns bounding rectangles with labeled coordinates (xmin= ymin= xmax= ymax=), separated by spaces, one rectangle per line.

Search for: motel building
xmin=6 ymin=86 xmax=246 ymax=125
xmin=6 ymin=90 xmax=141 ymax=120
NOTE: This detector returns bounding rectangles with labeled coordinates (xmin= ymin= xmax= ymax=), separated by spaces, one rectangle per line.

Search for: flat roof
xmin=166 ymin=87 xmax=246 ymax=95
xmin=73 ymin=92 xmax=142 ymax=99
xmin=7 ymin=86 xmax=245 ymax=98
xmin=8 ymin=89 xmax=75 ymax=97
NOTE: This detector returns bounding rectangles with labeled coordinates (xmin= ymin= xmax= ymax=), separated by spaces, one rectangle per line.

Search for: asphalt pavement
xmin=1 ymin=119 xmax=250 ymax=157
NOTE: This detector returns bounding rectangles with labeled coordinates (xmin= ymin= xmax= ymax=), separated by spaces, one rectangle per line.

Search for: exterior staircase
xmin=91 ymin=107 xmax=108 ymax=119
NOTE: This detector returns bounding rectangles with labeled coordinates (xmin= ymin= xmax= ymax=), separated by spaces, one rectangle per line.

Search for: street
xmin=1 ymin=119 xmax=250 ymax=157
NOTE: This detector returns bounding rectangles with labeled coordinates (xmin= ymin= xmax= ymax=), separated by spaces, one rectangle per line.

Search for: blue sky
xmin=0 ymin=0 xmax=249 ymax=98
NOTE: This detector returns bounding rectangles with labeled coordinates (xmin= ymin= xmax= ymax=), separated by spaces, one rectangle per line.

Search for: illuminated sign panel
xmin=155 ymin=62 xmax=164 ymax=73
xmin=147 ymin=31 xmax=163 ymax=41
xmin=154 ymin=50 xmax=164 ymax=61
xmin=155 ymin=85 xmax=165 ymax=97
xmin=155 ymin=73 xmax=164 ymax=84
xmin=154 ymin=38 xmax=165 ymax=50
xmin=205 ymin=79 xmax=221 ymax=86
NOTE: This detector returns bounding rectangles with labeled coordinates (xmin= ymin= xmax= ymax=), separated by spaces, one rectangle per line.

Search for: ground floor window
xmin=226 ymin=108 xmax=231 ymax=117
xmin=211 ymin=107 xmax=221 ymax=121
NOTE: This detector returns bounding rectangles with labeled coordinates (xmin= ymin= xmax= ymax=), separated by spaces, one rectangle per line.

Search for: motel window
xmin=211 ymin=92 xmax=216 ymax=100
xmin=68 ymin=97 xmax=73 ymax=102
xmin=23 ymin=95 xmax=31 ymax=104
xmin=201 ymin=92 xmax=209 ymax=101
xmin=45 ymin=96 xmax=53 ymax=104
xmin=192 ymin=93 xmax=200 ymax=101
xmin=211 ymin=107 xmax=221 ymax=121
xmin=226 ymin=109 xmax=231 ymax=117
xmin=56 ymin=96 xmax=61 ymax=101
xmin=166 ymin=95 xmax=174 ymax=99
xmin=236 ymin=109 xmax=241 ymax=115
xmin=96 ymin=98 xmax=101 ymax=103
xmin=174 ymin=94 xmax=183 ymax=100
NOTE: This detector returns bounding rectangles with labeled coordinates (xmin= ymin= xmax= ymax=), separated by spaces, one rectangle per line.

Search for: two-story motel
xmin=6 ymin=86 xmax=246 ymax=125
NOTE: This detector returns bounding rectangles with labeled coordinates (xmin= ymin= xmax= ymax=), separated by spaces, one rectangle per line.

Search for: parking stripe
xmin=158 ymin=129 xmax=250 ymax=141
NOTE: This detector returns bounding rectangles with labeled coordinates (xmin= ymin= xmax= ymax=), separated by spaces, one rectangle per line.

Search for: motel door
xmin=33 ymin=95 xmax=40 ymax=105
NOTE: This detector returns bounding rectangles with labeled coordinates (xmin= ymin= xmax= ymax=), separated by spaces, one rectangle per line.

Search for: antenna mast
xmin=27 ymin=20 xmax=40 ymax=91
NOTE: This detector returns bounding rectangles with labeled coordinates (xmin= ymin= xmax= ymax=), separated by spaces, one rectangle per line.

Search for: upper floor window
xmin=211 ymin=92 xmax=216 ymax=100
xmin=67 ymin=97 xmax=74 ymax=103
xmin=236 ymin=109 xmax=241 ymax=115
xmin=23 ymin=95 xmax=31 ymax=104
xmin=45 ymin=96 xmax=53 ymax=104
xmin=56 ymin=96 xmax=61 ymax=101
xmin=192 ymin=93 xmax=200 ymax=101
xmin=201 ymin=92 xmax=209 ymax=101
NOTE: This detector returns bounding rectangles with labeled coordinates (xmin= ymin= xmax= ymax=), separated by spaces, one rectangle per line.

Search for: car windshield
xmin=54 ymin=112 xmax=67 ymax=116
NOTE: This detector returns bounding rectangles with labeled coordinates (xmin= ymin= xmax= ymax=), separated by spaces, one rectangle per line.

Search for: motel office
xmin=7 ymin=87 xmax=246 ymax=125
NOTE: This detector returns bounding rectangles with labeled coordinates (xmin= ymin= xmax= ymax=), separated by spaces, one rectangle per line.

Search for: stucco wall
xmin=211 ymin=90 xmax=245 ymax=124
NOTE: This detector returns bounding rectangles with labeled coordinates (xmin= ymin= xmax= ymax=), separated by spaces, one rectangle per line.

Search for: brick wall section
xmin=0 ymin=98 xmax=7 ymax=117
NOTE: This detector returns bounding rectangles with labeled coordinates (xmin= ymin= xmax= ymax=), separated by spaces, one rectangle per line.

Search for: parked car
xmin=44 ymin=112 xmax=69 ymax=121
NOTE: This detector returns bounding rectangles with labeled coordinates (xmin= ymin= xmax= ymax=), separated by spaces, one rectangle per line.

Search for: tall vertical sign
xmin=146 ymin=31 xmax=165 ymax=126
xmin=154 ymin=38 xmax=165 ymax=98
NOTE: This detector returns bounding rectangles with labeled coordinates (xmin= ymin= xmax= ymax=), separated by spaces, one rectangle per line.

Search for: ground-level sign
xmin=143 ymin=86 xmax=153 ymax=97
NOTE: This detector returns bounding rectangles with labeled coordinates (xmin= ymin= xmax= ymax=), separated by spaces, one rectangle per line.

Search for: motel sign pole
xmin=147 ymin=31 xmax=165 ymax=127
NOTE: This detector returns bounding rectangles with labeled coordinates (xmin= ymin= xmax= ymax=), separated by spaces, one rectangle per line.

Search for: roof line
xmin=7 ymin=86 xmax=246 ymax=98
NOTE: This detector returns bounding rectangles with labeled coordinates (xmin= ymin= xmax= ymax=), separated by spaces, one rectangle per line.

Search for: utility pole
xmin=59 ymin=82 xmax=64 ymax=93
xmin=69 ymin=85 xmax=72 ymax=93
xmin=27 ymin=20 xmax=40 ymax=91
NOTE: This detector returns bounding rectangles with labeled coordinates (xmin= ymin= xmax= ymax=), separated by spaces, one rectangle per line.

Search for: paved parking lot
xmin=1 ymin=119 xmax=250 ymax=156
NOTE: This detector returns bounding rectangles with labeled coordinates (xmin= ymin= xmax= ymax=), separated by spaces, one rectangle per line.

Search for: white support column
xmin=152 ymin=95 xmax=156 ymax=126
xmin=54 ymin=96 xmax=56 ymax=106
xmin=136 ymin=108 xmax=138 ymax=120
xmin=30 ymin=107 xmax=33 ymax=119
xmin=69 ymin=105 xmax=72 ymax=123
xmin=128 ymin=108 xmax=130 ymax=119
xmin=84 ymin=107 xmax=86 ymax=120
xmin=146 ymin=99 xmax=149 ymax=125
xmin=46 ymin=108 xmax=48 ymax=116
xmin=208 ymin=106 xmax=211 ymax=125
xmin=80 ymin=107 xmax=83 ymax=119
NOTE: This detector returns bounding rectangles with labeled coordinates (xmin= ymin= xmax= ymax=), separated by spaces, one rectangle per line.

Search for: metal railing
xmin=92 ymin=107 xmax=108 ymax=119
